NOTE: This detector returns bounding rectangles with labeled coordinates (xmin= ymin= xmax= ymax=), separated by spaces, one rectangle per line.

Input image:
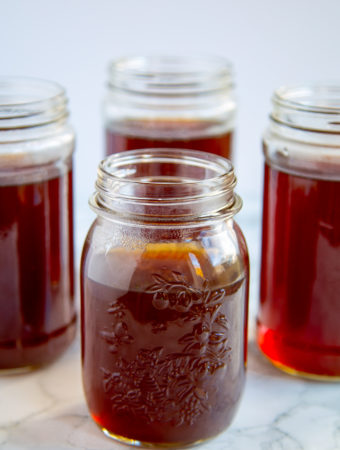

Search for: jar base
xmin=101 ymin=426 xmax=209 ymax=449
xmin=0 ymin=315 xmax=77 ymax=373
xmin=256 ymin=322 xmax=340 ymax=381
xmin=0 ymin=365 xmax=37 ymax=376
xmin=262 ymin=355 xmax=340 ymax=382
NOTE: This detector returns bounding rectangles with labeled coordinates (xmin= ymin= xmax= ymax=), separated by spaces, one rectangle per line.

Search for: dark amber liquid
xmin=81 ymin=242 xmax=247 ymax=445
xmin=257 ymin=163 xmax=340 ymax=377
xmin=106 ymin=119 xmax=233 ymax=159
xmin=0 ymin=170 xmax=76 ymax=370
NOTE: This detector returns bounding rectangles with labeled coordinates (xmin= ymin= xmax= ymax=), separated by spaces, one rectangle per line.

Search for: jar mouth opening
xmin=99 ymin=148 xmax=234 ymax=189
xmin=270 ymin=84 xmax=340 ymax=134
xmin=108 ymin=55 xmax=234 ymax=95
xmin=0 ymin=77 xmax=68 ymax=128
xmin=0 ymin=77 xmax=65 ymax=108
xmin=92 ymin=148 xmax=240 ymax=222
xmin=273 ymin=84 xmax=340 ymax=115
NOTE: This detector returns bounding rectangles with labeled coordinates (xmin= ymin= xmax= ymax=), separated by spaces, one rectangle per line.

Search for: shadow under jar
xmin=81 ymin=148 xmax=249 ymax=447
xmin=0 ymin=77 xmax=76 ymax=372
xmin=257 ymin=84 xmax=340 ymax=380
xmin=104 ymin=55 xmax=236 ymax=160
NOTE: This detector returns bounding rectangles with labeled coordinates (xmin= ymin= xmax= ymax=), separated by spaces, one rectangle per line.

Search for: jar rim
xmin=270 ymin=83 xmax=340 ymax=135
xmin=0 ymin=77 xmax=65 ymax=108
xmin=0 ymin=76 xmax=68 ymax=129
xmin=92 ymin=148 xmax=241 ymax=223
xmin=99 ymin=147 xmax=234 ymax=186
xmin=273 ymin=84 xmax=340 ymax=115
xmin=107 ymin=55 xmax=234 ymax=95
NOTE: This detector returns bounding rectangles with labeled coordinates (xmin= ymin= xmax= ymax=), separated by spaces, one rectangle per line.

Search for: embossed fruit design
xmin=82 ymin=243 xmax=248 ymax=445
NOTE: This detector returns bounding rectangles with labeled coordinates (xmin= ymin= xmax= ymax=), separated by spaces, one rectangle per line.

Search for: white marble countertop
xmin=2 ymin=332 xmax=340 ymax=450
xmin=1 ymin=201 xmax=340 ymax=450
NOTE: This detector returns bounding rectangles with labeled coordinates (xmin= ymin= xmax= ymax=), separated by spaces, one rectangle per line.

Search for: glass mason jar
xmin=0 ymin=77 xmax=76 ymax=371
xmin=104 ymin=55 xmax=236 ymax=160
xmin=257 ymin=84 xmax=340 ymax=379
xmin=81 ymin=148 xmax=249 ymax=447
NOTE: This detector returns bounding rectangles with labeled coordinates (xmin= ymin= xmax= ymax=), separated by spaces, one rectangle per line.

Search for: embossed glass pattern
xmin=81 ymin=148 xmax=249 ymax=447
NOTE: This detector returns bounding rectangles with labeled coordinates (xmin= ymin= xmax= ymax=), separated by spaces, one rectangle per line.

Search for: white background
xmin=1 ymin=0 xmax=340 ymax=249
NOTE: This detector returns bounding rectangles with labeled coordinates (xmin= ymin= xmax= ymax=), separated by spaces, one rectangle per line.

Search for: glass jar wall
xmin=0 ymin=77 xmax=76 ymax=371
xmin=104 ymin=55 xmax=236 ymax=159
xmin=257 ymin=85 xmax=340 ymax=379
xmin=81 ymin=148 xmax=249 ymax=447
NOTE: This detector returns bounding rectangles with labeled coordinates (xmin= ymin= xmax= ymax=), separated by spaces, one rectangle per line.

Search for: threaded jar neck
xmin=108 ymin=55 xmax=234 ymax=96
xmin=0 ymin=77 xmax=69 ymax=137
xmin=90 ymin=148 xmax=241 ymax=224
xmin=105 ymin=56 xmax=236 ymax=131
xmin=0 ymin=77 xmax=74 ymax=172
xmin=271 ymin=84 xmax=340 ymax=136
xmin=264 ymin=84 xmax=340 ymax=180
